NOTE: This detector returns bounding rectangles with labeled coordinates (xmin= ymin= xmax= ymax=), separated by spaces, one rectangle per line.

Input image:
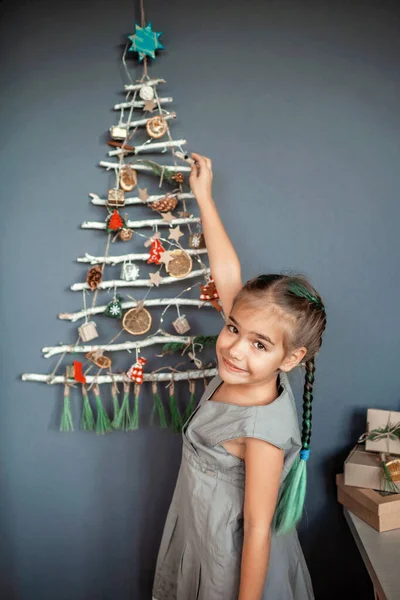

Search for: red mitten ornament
xmin=200 ymin=277 xmax=222 ymax=312
xmin=147 ymin=238 xmax=165 ymax=265
xmin=126 ymin=356 xmax=147 ymax=384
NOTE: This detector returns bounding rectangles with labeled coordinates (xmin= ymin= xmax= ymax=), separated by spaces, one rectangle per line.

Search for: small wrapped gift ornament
xmin=172 ymin=314 xmax=190 ymax=334
xmin=110 ymin=125 xmax=128 ymax=140
xmin=121 ymin=260 xmax=140 ymax=281
xmin=359 ymin=409 xmax=400 ymax=456
xmin=107 ymin=188 xmax=125 ymax=207
xmin=78 ymin=321 xmax=99 ymax=342
xmin=189 ymin=232 xmax=206 ymax=249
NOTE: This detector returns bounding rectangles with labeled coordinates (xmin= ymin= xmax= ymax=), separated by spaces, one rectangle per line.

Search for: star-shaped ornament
xmin=143 ymin=99 xmax=157 ymax=112
xmin=149 ymin=272 xmax=163 ymax=287
xmin=159 ymin=251 xmax=173 ymax=268
xmin=168 ymin=226 xmax=184 ymax=243
xmin=128 ymin=23 xmax=164 ymax=61
xmin=162 ymin=211 xmax=175 ymax=223
xmin=138 ymin=187 xmax=150 ymax=203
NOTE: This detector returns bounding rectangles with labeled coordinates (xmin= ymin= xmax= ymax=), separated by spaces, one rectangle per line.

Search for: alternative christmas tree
xmin=21 ymin=20 xmax=224 ymax=433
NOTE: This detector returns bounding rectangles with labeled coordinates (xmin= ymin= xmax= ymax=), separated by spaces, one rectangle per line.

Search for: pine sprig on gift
xmin=162 ymin=335 xmax=218 ymax=354
xmin=138 ymin=159 xmax=179 ymax=184
xmin=367 ymin=421 xmax=400 ymax=441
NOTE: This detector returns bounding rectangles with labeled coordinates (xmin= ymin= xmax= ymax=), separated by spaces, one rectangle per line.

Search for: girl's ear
xmin=280 ymin=347 xmax=307 ymax=372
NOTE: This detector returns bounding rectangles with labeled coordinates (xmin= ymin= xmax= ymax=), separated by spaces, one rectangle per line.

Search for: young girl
xmin=152 ymin=153 xmax=326 ymax=600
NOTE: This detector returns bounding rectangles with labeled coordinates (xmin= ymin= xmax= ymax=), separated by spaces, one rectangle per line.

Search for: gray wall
xmin=1 ymin=0 xmax=399 ymax=598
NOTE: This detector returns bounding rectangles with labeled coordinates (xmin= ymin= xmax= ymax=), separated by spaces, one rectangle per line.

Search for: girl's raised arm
xmin=189 ymin=152 xmax=242 ymax=315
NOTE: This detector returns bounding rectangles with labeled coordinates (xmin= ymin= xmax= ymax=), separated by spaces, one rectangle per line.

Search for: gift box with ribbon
xmin=358 ymin=409 xmax=400 ymax=456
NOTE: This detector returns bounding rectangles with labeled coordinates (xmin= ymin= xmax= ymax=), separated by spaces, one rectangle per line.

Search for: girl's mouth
xmin=222 ymin=357 xmax=247 ymax=373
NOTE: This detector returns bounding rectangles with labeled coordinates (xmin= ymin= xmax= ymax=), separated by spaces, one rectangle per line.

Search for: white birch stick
xmin=21 ymin=368 xmax=217 ymax=385
xmin=124 ymin=79 xmax=166 ymax=91
xmin=81 ymin=217 xmax=200 ymax=230
xmin=41 ymin=333 xmax=210 ymax=358
xmin=59 ymin=298 xmax=213 ymax=322
xmin=121 ymin=112 xmax=176 ymax=129
xmin=114 ymin=97 xmax=173 ymax=110
xmin=108 ymin=139 xmax=186 ymax=157
xmin=89 ymin=192 xmax=195 ymax=207
xmin=70 ymin=268 xmax=210 ymax=291
xmin=77 ymin=248 xmax=207 ymax=265
xmin=100 ymin=161 xmax=191 ymax=173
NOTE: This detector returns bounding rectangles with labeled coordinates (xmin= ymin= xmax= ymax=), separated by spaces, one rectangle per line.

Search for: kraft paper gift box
xmin=336 ymin=473 xmax=400 ymax=532
xmin=363 ymin=409 xmax=400 ymax=455
xmin=344 ymin=444 xmax=400 ymax=493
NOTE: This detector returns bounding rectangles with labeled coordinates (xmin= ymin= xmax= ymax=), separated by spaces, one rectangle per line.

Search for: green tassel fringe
xmin=129 ymin=393 xmax=140 ymax=431
xmin=183 ymin=391 xmax=196 ymax=423
xmin=94 ymin=391 xmax=112 ymax=435
xmin=169 ymin=394 xmax=182 ymax=433
xmin=151 ymin=393 xmax=168 ymax=428
xmin=112 ymin=391 xmax=131 ymax=431
xmin=112 ymin=392 xmax=120 ymax=424
xmin=80 ymin=388 xmax=95 ymax=431
xmin=60 ymin=392 xmax=74 ymax=432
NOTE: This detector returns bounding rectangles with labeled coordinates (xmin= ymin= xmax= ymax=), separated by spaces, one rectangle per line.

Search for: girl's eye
xmin=254 ymin=341 xmax=266 ymax=351
xmin=227 ymin=324 xmax=238 ymax=334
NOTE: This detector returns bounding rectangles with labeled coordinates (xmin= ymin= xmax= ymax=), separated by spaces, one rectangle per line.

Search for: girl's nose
xmin=229 ymin=337 xmax=246 ymax=360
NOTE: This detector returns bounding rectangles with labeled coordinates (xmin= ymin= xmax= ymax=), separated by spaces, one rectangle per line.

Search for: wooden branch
xmin=59 ymin=297 xmax=213 ymax=322
xmin=100 ymin=161 xmax=191 ymax=173
xmin=108 ymin=139 xmax=187 ymax=157
xmin=89 ymin=191 xmax=195 ymax=207
xmin=114 ymin=97 xmax=173 ymax=110
xmin=81 ymin=217 xmax=200 ymax=230
xmin=77 ymin=248 xmax=207 ymax=265
xmin=121 ymin=112 xmax=176 ymax=129
xmin=124 ymin=79 xmax=166 ymax=91
xmin=70 ymin=268 xmax=210 ymax=291
xmin=21 ymin=368 xmax=218 ymax=385
xmin=42 ymin=333 xmax=206 ymax=358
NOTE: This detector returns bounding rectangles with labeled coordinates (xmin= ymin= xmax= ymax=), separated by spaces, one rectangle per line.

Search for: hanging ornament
xmin=168 ymin=226 xmax=184 ymax=243
xmin=127 ymin=22 xmax=164 ymax=61
xmin=121 ymin=260 xmax=140 ymax=281
xmin=189 ymin=232 xmax=206 ymax=249
xmin=122 ymin=306 xmax=152 ymax=335
xmin=171 ymin=172 xmax=184 ymax=184
xmin=146 ymin=115 xmax=168 ymax=139
xmin=166 ymin=249 xmax=192 ymax=279
xmin=200 ymin=277 xmax=222 ymax=312
xmin=147 ymin=238 xmax=165 ymax=264
xmin=109 ymin=125 xmax=128 ymax=140
xmin=78 ymin=320 xmax=99 ymax=342
xmin=127 ymin=356 xmax=147 ymax=384
xmin=119 ymin=227 xmax=133 ymax=241
xmin=119 ymin=165 xmax=137 ymax=192
xmin=104 ymin=294 xmax=124 ymax=319
xmin=149 ymin=271 xmax=163 ymax=287
xmin=139 ymin=84 xmax=155 ymax=100
xmin=143 ymin=99 xmax=157 ymax=113
xmin=86 ymin=265 xmax=102 ymax=291
xmin=106 ymin=209 xmax=126 ymax=232
xmin=66 ymin=361 xmax=87 ymax=384
xmin=150 ymin=195 xmax=178 ymax=213
xmin=85 ymin=350 xmax=112 ymax=369
xmin=172 ymin=314 xmax=191 ymax=334
xmin=107 ymin=140 xmax=135 ymax=152
xmin=138 ymin=187 xmax=150 ymax=203
xmin=107 ymin=188 xmax=125 ymax=207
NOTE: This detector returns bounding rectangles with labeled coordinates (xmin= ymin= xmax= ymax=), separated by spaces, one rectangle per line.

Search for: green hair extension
xmin=168 ymin=380 xmax=182 ymax=433
xmin=128 ymin=384 xmax=141 ymax=431
xmin=274 ymin=454 xmax=308 ymax=534
xmin=93 ymin=384 xmax=112 ymax=435
xmin=60 ymin=384 xmax=74 ymax=432
xmin=288 ymin=282 xmax=324 ymax=310
xmin=112 ymin=383 xmax=131 ymax=431
xmin=150 ymin=382 xmax=168 ymax=428
xmin=80 ymin=384 xmax=95 ymax=432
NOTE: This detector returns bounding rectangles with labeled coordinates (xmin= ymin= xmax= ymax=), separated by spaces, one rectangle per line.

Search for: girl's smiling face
xmin=216 ymin=298 xmax=306 ymax=386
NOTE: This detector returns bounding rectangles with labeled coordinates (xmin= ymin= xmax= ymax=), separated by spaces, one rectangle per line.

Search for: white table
xmin=344 ymin=507 xmax=400 ymax=600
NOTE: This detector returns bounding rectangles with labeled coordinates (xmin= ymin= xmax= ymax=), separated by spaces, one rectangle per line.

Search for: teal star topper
xmin=128 ymin=22 xmax=164 ymax=61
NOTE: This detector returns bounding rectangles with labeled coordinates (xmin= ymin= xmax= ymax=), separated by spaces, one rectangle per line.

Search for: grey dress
xmin=152 ymin=371 xmax=314 ymax=600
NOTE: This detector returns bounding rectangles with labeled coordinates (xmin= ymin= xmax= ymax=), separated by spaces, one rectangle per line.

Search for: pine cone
xmin=86 ymin=265 xmax=102 ymax=291
xmin=171 ymin=172 xmax=184 ymax=184
xmin=150 ymin=196 xmax=178 ymax=213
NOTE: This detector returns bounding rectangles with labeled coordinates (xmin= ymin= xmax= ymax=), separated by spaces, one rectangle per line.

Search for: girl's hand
xmin=189 ymin=152 xmax=213 ymax=203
